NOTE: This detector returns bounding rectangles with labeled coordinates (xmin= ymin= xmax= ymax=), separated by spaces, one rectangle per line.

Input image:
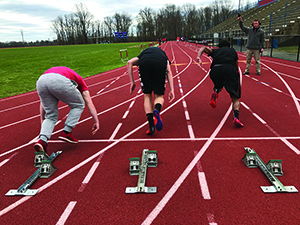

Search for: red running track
xmin=1 ymin=41 xmax=300 ymax=225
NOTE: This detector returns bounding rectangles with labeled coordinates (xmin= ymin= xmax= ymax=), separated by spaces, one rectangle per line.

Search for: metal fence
xmin=232 ymin=34 xmax=300 ymax=62
xmin=191 ymin=34 xmax=300 ymax=62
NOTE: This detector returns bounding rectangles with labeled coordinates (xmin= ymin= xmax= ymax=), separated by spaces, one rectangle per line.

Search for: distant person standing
xmin=34 ymin=66 xmax=99 ymax=154
xmin=197 ymin=40 xmax=243 ymax=128
xmin=238 ymin=15 xmax=265 ymax=75
xmin=127 ymin=47 xmax=175 ymax=135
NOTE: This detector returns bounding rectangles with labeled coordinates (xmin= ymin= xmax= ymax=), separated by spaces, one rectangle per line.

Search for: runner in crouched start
xmin=127 ymin=47 xmax=175 ymax=135
xmin=34 ymin=66 xmax=99 ymax=154
xmin=197 ymin=40 xmax=243 ymax=128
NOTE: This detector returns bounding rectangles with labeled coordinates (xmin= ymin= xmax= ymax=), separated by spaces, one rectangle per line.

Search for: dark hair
xmin=218 ymin=40 xmax=230 ymax=48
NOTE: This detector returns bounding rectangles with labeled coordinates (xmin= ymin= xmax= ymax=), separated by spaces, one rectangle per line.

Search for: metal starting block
xmin=129 ymin=158 xmax=140 ymax=175
xmin=40 ymin=160 xmax=57 ymax=178
xmin=34 ymin=151 xmax=49 ymax=167
xmin=126 ymin=149 xmax=158 ymax=194
xmin=147 ymin=150 xmax=158 ymax=167
xmin=242 ymin=147 xmax=298 ymax=193
xmin=266 ymin=159 xmax=283 ymax=176
xmin=6 ymin=151 xmax=62 ymax=196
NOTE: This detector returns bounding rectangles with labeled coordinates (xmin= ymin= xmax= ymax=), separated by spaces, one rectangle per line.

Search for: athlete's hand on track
xmin=130 ymin=82 xmax=136 ymax=94
xmin=91 ymin=123 xmax=99 ymax=135
xmin=197 ymin=57 xmax=203 ymax=67
xmin=168 ymin=91 xmax=175 ymax=102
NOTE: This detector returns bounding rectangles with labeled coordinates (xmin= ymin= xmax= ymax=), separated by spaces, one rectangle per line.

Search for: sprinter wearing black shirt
xmin=197 ymin=40 xmax=243 ymax=127
xmin=127 ymin=47 xmax=175 ymax=135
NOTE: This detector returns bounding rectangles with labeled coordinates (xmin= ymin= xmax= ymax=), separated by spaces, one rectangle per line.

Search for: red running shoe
xmin=210 ymin=91 xmax=218 ymax=108
xmin=59 ymin=131 xmax=78 ymax=143
xmin=34 ymin=139 xmax=48 ymax=153
xmin=153 ymin=109 xmax=163 ymax=131
xmin=146 ymin=126 xmax=155 ymax=135
xmin=233 ymin=117 xmax=244 ymax=128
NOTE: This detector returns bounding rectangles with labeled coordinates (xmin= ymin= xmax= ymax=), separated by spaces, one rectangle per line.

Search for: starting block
xmin=120 ymin=49 xmax=128 ymax=63
xmin=129 ymin=158 xmax=140 ymax=175
xmin=242 ymin=147 xmax=298 ymax=193
xmin=34 ymin=151 xmax=48 ymax=167
xmin=6 ymin=151 xmax=62 ymax=196
xmin=126 ymin=149 xmax=158 ymax=194
xmin=40 ymin=160 xmax=57 ymax=178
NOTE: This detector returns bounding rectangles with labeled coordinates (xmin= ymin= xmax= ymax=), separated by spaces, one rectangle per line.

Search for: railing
xmin=190 ymin=34 xmax=300 ymax=62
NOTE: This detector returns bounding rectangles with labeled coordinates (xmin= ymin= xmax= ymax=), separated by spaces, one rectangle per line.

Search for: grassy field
xmin=0 ymin=42 xmax=152 ymax=98
xmin=277 ymin=46 xmax=299 ymax=54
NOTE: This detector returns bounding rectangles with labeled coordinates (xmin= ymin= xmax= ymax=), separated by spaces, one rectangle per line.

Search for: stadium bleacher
xmin=200 ymin=0 xmax=300 ymax=39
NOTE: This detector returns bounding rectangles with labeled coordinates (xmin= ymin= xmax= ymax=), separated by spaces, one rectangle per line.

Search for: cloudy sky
xmin=0 ymin=0 xmax=255 ymax=42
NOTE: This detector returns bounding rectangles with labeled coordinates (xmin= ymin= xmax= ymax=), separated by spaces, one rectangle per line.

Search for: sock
xmin=146 ymin=113 xmax=154 ymax=127
xmin=233 ymin=110 xmax=240 ymax=119
xmin=63 ymin=130 xmax=70 ymax=134
xmin=39 ymin=135 xmax=48 ymax=143
xmin=154 ymin=103 xmax=162 ymax=113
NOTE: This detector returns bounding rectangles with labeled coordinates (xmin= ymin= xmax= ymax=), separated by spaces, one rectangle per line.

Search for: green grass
xmin=276 ymin=46 xmax=299 ymax=54
xmin=0 ymin=42 xmax=152 ymax=98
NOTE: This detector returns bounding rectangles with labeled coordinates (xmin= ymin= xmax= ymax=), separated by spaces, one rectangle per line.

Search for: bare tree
xmin=74 ymin=3 xmax=94 ymax=44
xmin=182 ymin=4 xmax=198 ymax=39
xmin=104 ymin=16 xmax=114 ymax=42
xmin=113 ymin=12 xmax=132 ymax=32
xmin=136 ymin=7 xmax=155 ymax=40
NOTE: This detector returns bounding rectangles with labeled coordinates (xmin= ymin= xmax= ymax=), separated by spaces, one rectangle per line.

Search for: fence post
xmin=240 ymin=37 xmax=243 ymax=52
xmin=297 ymin=35 xmax=300 ymax=62
xmin=270 ymin=36 xmax=274 ymax=58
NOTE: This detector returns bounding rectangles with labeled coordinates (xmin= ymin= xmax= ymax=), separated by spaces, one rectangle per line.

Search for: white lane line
xmin=109 ymin=123 xmax=122 ymax=141
xmin=198 ymin=172 xmax=211 ymax=200
xmin=187 ymin=124 xmax=195 ymax=139
xmin=194 ymin=151 xmax=211 ymax=200
xmin=56 ymin=201 xmax=77 ymax=225
xmin=252 ymin=113 xmax=267 ymax=124
xmin=141 ymin=105 xmax=232 ymax=225
xmin=0 ymin=100 xmax=40 ymax=113
xmin=176 ymin=75 xmax=194 ymax=139
xmin=272 ymin=87 xmax=283 ymax=93
xmin=78 ymin=153 xmax=104 ymax=192
xmin=0 ymin=153 xmax=18 ymax=168
xmin=207 ymin=213 xmax=218 ymax=225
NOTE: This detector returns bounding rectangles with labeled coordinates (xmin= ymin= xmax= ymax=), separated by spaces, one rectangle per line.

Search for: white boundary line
xmin=56 ymin=201 xmax=77 ymax=225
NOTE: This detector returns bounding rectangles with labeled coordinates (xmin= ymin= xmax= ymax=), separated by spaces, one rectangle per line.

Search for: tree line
xmin=52 ymin=1 xmax=236 ymax=45
xmin=1 ymin=0 xmax=255 ymax=47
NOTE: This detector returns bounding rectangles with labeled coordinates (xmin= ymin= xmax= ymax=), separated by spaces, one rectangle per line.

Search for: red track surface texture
xmin=1 ymin=41 xmax=300 ymax=225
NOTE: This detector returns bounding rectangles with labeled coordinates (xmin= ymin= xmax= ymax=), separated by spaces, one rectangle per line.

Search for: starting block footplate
xmin=5 ymin=189 xmax=39 ymax=196
xmin=261 ymin=185 xmax=298 ymax=193
xmin=125 ymin=186 xmax=157 ymax=194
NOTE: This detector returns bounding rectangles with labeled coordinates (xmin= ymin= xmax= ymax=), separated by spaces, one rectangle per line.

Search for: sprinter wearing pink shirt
xmin=34 ymin=66 xmax=99 ymax=154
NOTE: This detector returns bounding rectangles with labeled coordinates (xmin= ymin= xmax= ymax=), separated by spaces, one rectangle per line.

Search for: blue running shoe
xmin=153 ymin=109 xmax=163 ymax=131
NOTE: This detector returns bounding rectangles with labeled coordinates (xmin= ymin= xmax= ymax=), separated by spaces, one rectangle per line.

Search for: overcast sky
xmin=0 ymin=0 xmax=256 ymax=42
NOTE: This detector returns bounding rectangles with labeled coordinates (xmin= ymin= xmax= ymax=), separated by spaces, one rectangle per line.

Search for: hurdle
xmin=120 ymin=49 xmax=128 ymax=63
